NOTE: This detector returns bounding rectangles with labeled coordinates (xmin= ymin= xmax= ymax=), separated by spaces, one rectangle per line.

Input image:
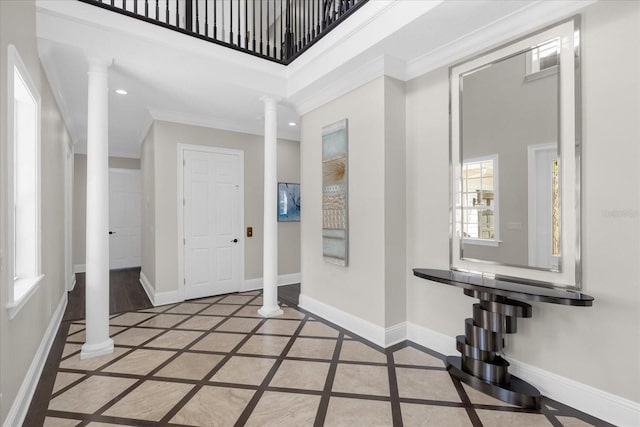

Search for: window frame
xmin=459 ymin=154 xmax=500 ymax=247
xmin=6 ymin=44 xmax=43 ymax=319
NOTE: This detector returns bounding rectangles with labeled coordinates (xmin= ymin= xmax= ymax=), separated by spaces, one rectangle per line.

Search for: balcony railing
xmin=79 ymin=0 xmax=368 ymax=64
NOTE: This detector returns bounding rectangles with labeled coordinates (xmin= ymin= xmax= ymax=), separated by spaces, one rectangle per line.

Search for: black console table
xmin=412 ymin=268 xmax=594 ymax=409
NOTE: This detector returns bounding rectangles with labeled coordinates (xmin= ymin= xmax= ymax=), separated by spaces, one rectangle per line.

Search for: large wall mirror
xmin=450 ymin=17 xmax=581 ymax=289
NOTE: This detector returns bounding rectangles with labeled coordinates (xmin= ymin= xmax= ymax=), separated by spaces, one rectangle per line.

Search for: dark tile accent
xmin=25 ymin=273 xmax=611 ymax=427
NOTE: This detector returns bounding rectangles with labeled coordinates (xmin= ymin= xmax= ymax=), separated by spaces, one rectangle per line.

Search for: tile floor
xmin=38 ymin=291 xmax=608 ymax=426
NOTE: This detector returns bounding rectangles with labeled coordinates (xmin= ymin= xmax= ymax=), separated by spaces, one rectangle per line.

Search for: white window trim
xmin=6 ymin=44 xmax=43 ymax=319
xmin=461 ymin=154 xmax=500 ymax=246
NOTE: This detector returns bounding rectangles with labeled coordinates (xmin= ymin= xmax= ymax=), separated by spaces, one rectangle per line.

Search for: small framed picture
xmin=278 ymin=183 xmax=300 ymax=222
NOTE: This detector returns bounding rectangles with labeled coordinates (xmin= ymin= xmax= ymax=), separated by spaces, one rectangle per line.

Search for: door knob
xmin=231 ymin=238 xmax=238 ymax=243
xmin=109 ymin=231 xmax=115 ymax=235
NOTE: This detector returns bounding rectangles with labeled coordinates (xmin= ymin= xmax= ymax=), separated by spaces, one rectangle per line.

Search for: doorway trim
xmin=527 ymin=142 xmax=558 ymax=269
xmin=177 ymin=143 xmax=245 ymax=301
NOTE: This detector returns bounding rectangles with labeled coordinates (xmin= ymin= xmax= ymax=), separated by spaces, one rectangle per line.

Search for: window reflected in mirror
xmin=459 ymin=157 xmax=498 ymax=245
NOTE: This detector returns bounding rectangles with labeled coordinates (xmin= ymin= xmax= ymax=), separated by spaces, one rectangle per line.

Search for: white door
xmin=183 ymin=148 xmax=242 ymax=299
xmin=109 ymin=169 xmax=142 ymax=269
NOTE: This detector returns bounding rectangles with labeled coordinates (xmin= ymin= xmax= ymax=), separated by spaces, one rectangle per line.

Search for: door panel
xmin=183 ymin=149 xmax=242 ymax=299
xmin=109 ymin=169 xmax=142 ymax=269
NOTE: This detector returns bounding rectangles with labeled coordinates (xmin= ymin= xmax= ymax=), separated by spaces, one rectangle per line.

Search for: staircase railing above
xmin=78 ymin=0 xmax=368 ymax=64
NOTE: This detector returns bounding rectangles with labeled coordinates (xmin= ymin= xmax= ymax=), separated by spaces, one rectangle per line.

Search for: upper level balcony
xmin=79 ymin=0 xmax=368 ymax=64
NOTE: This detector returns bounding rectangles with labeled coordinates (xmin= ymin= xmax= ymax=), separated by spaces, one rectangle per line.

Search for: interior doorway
xmin=109 ymin=168 xmax=142 ymax=269
xmin=179 ymin=145 xmax=244 ymax=300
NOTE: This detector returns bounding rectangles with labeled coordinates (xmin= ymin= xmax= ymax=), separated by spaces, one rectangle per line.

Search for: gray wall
xmin=0 ymin=1 xmax=72 ymax=423
xmin=405 ymin=0 xmax=639 ymax=402
xmin=141 ymin=120 xmax=301 ymax=294
xmin=72 ymin=154 xmax=141 ymax=267
xmin=461 ymin=51 xmax=558 ymax=265
xmin=300 ymin=76 xmax=407 ymax=328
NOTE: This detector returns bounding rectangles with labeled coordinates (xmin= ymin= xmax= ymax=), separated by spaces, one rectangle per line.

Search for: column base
xmin=446 ymin=355 xmax=541 ymax=409
xmin=80 ymin=338 xmax=114 ymax=360
xmin=258 ymin=306 xmax=284 ymax=318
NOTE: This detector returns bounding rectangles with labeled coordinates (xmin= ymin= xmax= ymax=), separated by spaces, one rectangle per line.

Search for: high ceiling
xmin=35 ymin=0 xmax=593 ymax=158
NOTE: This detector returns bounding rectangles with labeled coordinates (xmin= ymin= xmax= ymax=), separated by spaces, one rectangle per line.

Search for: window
xmin=6 ymin=45 xmax=43 ymax=318
xmin=525 ymin=37 xmax=560 ymax=81
xmin=460 ymin=155 xmax=499 ymax=246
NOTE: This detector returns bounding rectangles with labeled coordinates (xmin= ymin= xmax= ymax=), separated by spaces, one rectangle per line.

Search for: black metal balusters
xmin=266 ymin=0 xmax=270 ymax=59
xmin=186 ymin=0 xmax=192 ymax=31
xmin=244 ymin=0 xmax=248 ymax=49
xmin=214 ymin=0 xmax=217 ymax=39
xmin=237 ymin=0 xmax=241 ymax=47
xmin=259 ymin=0 xmax=263 ymax=54
xmin=80 ymin=0 xmax=369 ymax=65
xmin=195 ymin=0 xmax=199 ymax=34
xmin=229 ymin=0 xmax=233 ymax=48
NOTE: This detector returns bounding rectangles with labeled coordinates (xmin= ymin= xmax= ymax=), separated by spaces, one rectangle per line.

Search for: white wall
xmin=300 ymin=76 xmax=407 ymax=329
xmin=141 ymin=120 xmax=301 ymax=295
xmin=72 ymin=154 xmax=141 ymax=268
xmin=405 ymin=0 xmax=640 ymax=403
xmin=0 ymin=1 xmax=72 ymax=424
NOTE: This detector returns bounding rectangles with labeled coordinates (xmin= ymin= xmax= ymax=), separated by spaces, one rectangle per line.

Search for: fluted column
xmin=258 ymin=96 xmax=283 ymax=318
xmin=81 ymin=58 xmax=114 ymax=359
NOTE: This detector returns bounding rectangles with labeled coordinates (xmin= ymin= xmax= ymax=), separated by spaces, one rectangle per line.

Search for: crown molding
xmin=405 ymin=0 xmax=597 ymax=80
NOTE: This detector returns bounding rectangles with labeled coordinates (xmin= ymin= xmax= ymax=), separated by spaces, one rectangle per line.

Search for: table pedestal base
xmin=446 ymin=356 xmax=541 ymax=409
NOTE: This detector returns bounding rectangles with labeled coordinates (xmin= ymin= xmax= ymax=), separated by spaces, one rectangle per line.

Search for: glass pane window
xmin=461 ymin=156 xmax=498 ymax=241
xmin=7 ymin=45 xmax=42 ymax=314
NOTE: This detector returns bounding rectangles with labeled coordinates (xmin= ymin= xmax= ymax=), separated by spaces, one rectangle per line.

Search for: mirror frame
xmin=449 ymin=16 xmax=581 ymax=289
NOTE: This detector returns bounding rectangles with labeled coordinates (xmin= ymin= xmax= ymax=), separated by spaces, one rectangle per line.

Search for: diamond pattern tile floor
xmin=29 ymin=289 xmax=610 ymax=426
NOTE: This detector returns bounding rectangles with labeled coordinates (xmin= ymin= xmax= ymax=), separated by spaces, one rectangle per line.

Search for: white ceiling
xmin=35 ymin=0 xmax=593 ymax=159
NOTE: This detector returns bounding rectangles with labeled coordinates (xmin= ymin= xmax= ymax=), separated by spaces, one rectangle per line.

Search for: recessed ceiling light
xmin=288 ymin=122 xmax=296 ymax=126
xmin=115 ymin=89 xmax=127 ymax=95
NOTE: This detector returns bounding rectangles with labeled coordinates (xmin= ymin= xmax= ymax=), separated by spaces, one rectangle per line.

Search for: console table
xmin=412 ymin=268 xmax=594 ymax=409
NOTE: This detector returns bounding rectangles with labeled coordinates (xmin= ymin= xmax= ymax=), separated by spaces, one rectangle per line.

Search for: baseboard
xmin=139 ymin=271 xmax=182 ymax=307
xmin=241 ymin=273 xmax=302 ymax=292
xmin=73 ymin=264 xmax=85 ymax=273
xmin=406 ymin=321 xmax=457 ymax=356
xmin=385 ymin=322 xmax=407 ymax=347
xmin=406 ymin=321 xmax=639 ymax=426
xmin=299 ymin=293 xmax=404 ymax=348
xmin=3 ymin=291 xmax=68 ymax=427
xmin=509 ymin=358 xmax=640 ymax=427
xmin=69 ymin=276 xmax=76 ymax=292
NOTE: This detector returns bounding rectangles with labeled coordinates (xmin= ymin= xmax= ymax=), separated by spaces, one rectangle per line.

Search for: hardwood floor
xmin=63 ymin=267 xmax=153 ymax=321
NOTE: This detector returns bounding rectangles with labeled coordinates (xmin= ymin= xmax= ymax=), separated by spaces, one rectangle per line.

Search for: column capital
xmin=260 ymin=95 xmax=282 ymax=108
xmin=86 ymin=56 xmax=112 ymax=74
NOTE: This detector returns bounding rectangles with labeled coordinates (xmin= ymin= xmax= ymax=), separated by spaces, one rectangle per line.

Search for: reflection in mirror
xmin=450 ymin=17 xmax=581 ymax=289
xmin=459 ymin=42 xmax=559 ymax=270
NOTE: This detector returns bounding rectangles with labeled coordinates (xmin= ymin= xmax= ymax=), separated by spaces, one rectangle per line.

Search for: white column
xmin=81 ymin=58 xmax=114 ymax=360
xmin=258 ymin=96 xmax=283 ymax=318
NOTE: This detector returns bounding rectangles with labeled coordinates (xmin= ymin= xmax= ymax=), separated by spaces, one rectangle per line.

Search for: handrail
xmin=78 ymin=0 xmax=368 ymax=64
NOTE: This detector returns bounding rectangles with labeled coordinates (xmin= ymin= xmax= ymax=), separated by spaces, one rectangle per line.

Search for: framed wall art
xmin=278 ymin=182 xmax=301 ymax=222
xmin=322 ymin=119 xmax=349 ymax=266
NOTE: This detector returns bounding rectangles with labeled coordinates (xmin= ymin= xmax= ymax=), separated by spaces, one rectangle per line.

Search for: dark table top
xmin=413 ymin=268 xmax=594 ymax=306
